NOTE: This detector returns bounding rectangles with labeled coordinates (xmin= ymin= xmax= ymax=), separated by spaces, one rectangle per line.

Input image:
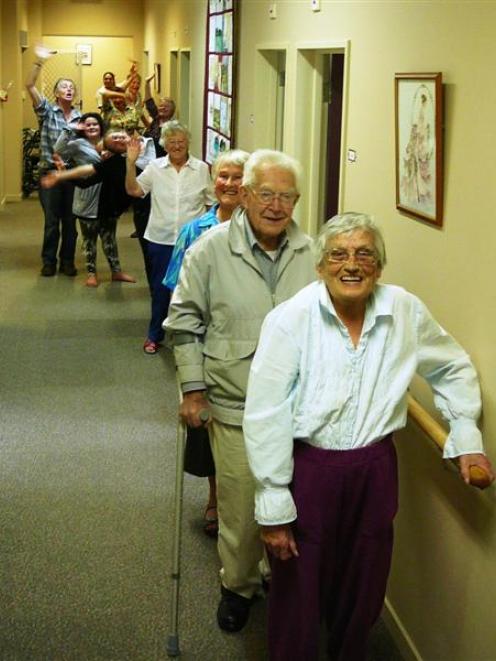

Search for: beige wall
xmin=143 ymin=0 xmax=207 ymax=156
xmin=141 ymin=2 xmax=496 ymax=660
xmin=0 ymin=0 xmax=4 ymax=207
xmin=0 ymin=0 xmax=24 ymax=204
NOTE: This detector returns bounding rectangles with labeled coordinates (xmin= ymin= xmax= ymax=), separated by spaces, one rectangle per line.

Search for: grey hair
xmin=159 ymin=120 xmax=190 ymax=147
xmin=53 ymin=78 xmax=76 ymax=96
xmin=314 ymin=212 xmax=387 ymax=268
xmin=211 ymin=149 xmax=250 ymax=180
xmin=242 ymin=149 xmax=302 ymax=193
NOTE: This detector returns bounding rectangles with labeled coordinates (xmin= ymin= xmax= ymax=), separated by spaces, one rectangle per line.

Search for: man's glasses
xmin=324 ymin=248 xmax=377 ymax=266
xmin=251 ymin=188 xmax=298 ymax=208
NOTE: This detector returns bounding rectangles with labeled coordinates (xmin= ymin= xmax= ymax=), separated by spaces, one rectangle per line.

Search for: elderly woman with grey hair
xmin=243 ymin=212 xmax=494 ymax=660
xmin=125 ymin=120 xmax=215 ymax=354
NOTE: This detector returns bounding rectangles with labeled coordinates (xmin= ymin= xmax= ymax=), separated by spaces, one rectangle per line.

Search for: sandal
xmin=143 ymin=339 xmax=159 ymax=355
xmin=204 ymin=505 xmax=219 ymax=538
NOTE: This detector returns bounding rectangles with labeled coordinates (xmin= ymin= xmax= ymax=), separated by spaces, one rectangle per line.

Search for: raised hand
xmin=126 ymin=136 xmax=142 ymax=164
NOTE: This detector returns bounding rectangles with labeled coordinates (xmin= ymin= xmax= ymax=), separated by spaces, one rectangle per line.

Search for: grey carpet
xmin=0 ymin=199 xmax=403 ymax=660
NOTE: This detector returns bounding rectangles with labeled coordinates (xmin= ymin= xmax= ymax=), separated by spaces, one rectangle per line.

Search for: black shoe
xmin=59 ymin=262 xmax=78 ymax=277
xmin=217 ymin=586 xmax=252 ymax=633
xmin=41 ymin=263 xmax=56 ymax=277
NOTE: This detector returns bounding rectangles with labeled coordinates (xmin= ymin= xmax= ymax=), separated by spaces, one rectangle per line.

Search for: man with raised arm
xmin=26 ymin=47 xmax=81 ymax=277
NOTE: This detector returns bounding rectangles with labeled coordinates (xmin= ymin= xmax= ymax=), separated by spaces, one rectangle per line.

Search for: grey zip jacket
xmin=164 ymin=207 xmax=316 ymax=426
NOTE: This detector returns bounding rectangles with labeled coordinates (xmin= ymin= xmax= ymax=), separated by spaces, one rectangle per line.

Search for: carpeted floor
xmin=0 ymin=199 xmax=403 ymax=660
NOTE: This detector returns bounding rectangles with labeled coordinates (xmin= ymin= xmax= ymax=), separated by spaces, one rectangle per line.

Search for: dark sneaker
xmin=59 ymin=262 xmax=78 ymax=277
xmin=217 ymin=586 xmax=253 ymax=633
xmin=41 ymin=264 xmax=56 ymax=277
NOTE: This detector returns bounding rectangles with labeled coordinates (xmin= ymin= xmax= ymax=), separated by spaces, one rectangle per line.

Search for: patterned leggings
xmin=78 ymin=216 xmax=121 ymax=274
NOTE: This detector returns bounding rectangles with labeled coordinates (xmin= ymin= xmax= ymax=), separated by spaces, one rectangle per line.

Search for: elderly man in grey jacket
xmin=164 ymin=149 xmax=316 ymax=632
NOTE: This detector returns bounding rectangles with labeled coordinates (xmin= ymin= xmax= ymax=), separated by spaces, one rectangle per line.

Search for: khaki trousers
xmin=210 ymin=419 xmax=265 ymax=599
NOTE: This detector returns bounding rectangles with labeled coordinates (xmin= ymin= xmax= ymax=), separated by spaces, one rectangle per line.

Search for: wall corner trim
xmin=383 ymin=597 xmax=423 ymax=661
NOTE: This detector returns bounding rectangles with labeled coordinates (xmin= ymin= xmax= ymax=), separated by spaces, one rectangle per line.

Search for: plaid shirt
xmin=35 ymin=97 xmax=81 ymax=170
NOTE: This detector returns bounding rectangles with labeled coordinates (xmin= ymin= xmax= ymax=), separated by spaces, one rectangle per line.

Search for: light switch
xmin=311 ymin=0 xmax=321 ymax=12
xmin=269 ymin=3 xmax=277 ymax=19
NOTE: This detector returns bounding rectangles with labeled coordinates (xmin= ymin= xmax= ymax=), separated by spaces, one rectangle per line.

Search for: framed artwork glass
xmin=203 ymin=1 xmax=238 ymax=164
xmin=75 ymin=44 xmax=92 ymax=66
xmin=395 ymin=72 xmax=443 ymax=226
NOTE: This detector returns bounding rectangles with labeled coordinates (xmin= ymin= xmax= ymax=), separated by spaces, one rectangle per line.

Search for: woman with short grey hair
xmin=314 ymin=212 xmax=387 ymax=269
xmin=125 ymin=123 xmax=215 ymax=354
xmin=159 ymin=120 xmax=191 ymax=146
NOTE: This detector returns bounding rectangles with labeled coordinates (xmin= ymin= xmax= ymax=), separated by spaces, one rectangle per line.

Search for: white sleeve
xmin=136 ymin=162 xmax=154 ymax=196
xmin=243 ymin=304 xmax=301 ymax=525
xmin=136 ymin=138 xmax=156 ymax=170
xmin=414 ymin=297 xmax=484 ymax=458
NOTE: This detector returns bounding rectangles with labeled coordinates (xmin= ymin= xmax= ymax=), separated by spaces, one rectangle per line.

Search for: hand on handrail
xmin=458 ymin=454 xmax=494 ymax=489
xmin=407 ymin=394 xmax=493 ymax=490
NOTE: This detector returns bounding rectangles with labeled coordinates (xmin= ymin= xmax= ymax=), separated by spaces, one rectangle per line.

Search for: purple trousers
xmin=268 ymin=436 xmax=398 ymax=661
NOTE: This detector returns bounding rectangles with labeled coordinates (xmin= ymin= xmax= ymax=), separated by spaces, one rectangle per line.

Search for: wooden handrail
xmin=407 ymin=394 xmax=492 ymax=490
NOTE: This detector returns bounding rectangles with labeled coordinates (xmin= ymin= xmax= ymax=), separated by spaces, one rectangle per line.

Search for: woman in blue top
xmin=164 ymin=148 xmax=249 ymax=537
xmin=163 ymin=149 xmax=250 ymax=291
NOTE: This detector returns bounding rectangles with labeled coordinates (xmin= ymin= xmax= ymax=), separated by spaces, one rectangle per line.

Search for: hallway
xmin=0 ymin=199 xmax=402 ymax=660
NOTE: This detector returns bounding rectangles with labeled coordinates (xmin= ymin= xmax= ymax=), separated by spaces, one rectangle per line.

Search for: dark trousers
xmin=39 ymin=182 xmax=77 ymax=266
xmin=79 ymin=216 xmax=121 ymax=274
xmin=145 ymin=240 xmax=173 ymax=343
xmin=132 ymin=196 xmax=153 ymax=288
xmin=268 ymin=436 xmax=398 ymax=661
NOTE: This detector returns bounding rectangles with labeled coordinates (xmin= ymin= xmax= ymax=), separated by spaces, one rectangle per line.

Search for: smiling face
xmin=129 ymin=76 xmax=141 ymax=95
xmin=83 ymin=117 xmax=101 ymax=142
xmin=165 ymin=132 xmax=189 ymax=165
xmin=103 ymin=73 xmax=115 ymax=89
xmin=240 ymin=165 xmax=298 ymax=250
xmin=158 ymin=98 xmax=175 ymax=121
xmin=318 ymin=229 xmax=382 ymax=314
xmin=214 ymin=164 xmax=244 ymax=214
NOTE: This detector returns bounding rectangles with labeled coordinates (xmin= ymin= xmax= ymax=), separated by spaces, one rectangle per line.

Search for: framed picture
xmin=154 ymin=63 xmax=161 ymax=94
xmin=75 ymin=44 xmax=92 ymax=66
xmin=203 ymin=0 xmax=237 ymax=164
xmin=395 ymin=72 xmax=443 ymax=226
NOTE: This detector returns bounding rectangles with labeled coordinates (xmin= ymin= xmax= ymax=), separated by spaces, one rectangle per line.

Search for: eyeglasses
xmin=251 ymin=188 xmax=298 ymax=208
xmin=324 ymin=248 xmax=377 ymax=266
xmin=166 ymin=139 xmax=187 ymax=147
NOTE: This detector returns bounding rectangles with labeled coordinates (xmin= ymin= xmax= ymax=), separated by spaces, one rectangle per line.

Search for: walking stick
xmin=166 ymin=401 xmax=209 ymax=658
